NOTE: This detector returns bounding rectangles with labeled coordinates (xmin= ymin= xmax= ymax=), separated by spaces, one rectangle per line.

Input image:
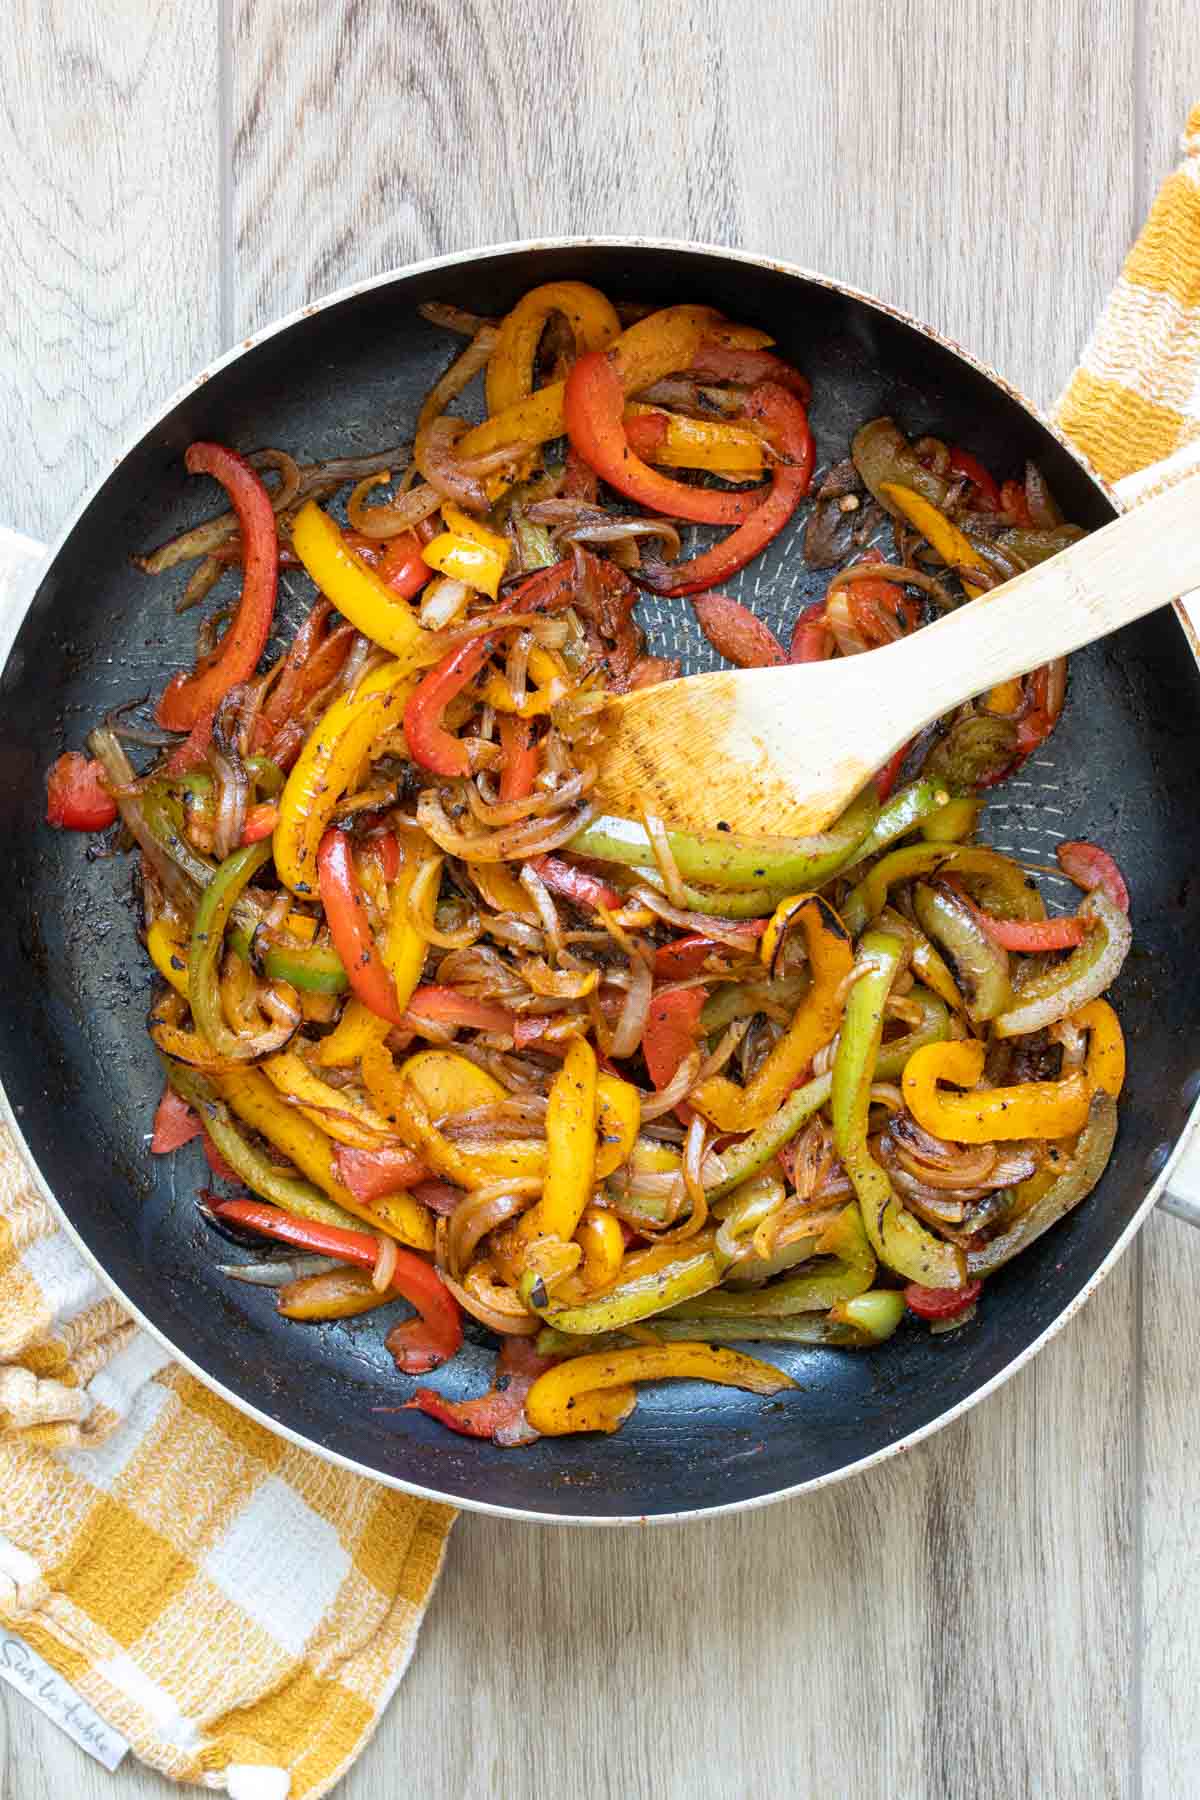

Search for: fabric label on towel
xmin=0 ymin=1628 xmax=128 ymax=1770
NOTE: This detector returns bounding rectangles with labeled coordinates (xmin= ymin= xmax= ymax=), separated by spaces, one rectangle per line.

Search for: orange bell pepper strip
xmin=693 ymin=895 xmax=853 ymax=1130
xmin=565 ymin=351 xmax=767 ymax=525
xmin=901 ymin=1039 xmax=1093 ymax=1142
xmin=156 ymin=444 xmax=279 ymax=730
xmin=1075 ymin=998 xmax=1125 ymax=1097
xmin=524 ymin=1343 xmax=795 ymax=1436
xmin=574 ymin=1207 xmax=625 ymax=1291
xmin=486 ymin=281 xmax=621 ymax=416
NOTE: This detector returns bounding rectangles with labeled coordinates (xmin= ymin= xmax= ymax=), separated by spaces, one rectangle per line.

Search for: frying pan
xmin=3 ymin=239 xmax=1200 ymax=1525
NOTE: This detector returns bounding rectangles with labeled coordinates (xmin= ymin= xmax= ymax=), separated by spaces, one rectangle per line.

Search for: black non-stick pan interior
xmin=2 ymin=244 xmax=1197 ymax=1519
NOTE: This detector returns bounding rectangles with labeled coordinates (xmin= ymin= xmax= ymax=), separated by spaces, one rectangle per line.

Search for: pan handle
xmin=3 ymin=507 xmax=1200 ymax=1226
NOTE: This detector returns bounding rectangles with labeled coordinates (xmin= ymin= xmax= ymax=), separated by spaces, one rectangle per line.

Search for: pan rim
xmin=3 ymin=231 xmax=1190 ymax=1525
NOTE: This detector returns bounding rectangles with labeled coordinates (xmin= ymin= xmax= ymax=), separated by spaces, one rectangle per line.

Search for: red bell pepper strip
xmin=317 ymin=828 xmax=404 ymax=1024
xmin=405 ymin=1337 xmax=554 ymax=1444
xmin=947 ymin=447 xmax=1001 ymax=511
xmin=150 ymin=1085 xmax=202 ymax=1153
xmin=1000 ymin=479 xmax=1033 ymax=527
xmin=976 ymin=913 xmax=1089 ymax=951
xmin=376 ymin=529 xmax=432 ymax=599
xmin=334 ymin=1143 xmax=431 ymax=1202
xmin=639 ymin=383 xmax=815 ymax=598
xmin=874 ymin=742 xmax=912 ymax=803
xmin=200 ymin=1131 xmax=240 ymax=1183
xmin=690 ymin=591 xmax=786 ymax=667
xmin=362 ymin=828 xmax=401 ymax=885
xmin=404 ymin=985 xmax=516 ymax=1034
xmin=410 ymin=1180 xmax=463 ymax=1217
xmin=789 ymin=600 xmax=831 ymax=663
xmin=404 ymin=561 xmax=575 ymax=777
xmin=211 ymin=1197 xmax=462 ymax=1372
xmin=164 ymin=706 xmax=217 ymax=774
xmin=526 ymin=855 xmax=623 ymax=912
xmin=904 ymin=1279 xmax=982 ymax=1321
xmin=498 ymin=714 xmax=539 ymax=802
xmin=156 ymin=443 xmax=279 ymax=731
xmin=688 ymin=342 xmax=811 ymax=399
xmin=1056 ymin=840 xmax=1129 ymax=913
xmin=653 ymin=921 xmax=766 ymax=978
xmin=252 ymin=602 xmax=355 ymax=753
xmin=240 ymin=802 xmax=278 ymax=845
xmin=643 ymin=987 xmax=708 ymax=1089
xmin=563 ymin=351 xmax=767 ymax=527
xmin=562 ymin=442 xmax=599 ymax=503
xmin=45 ymin=753 xmax=117 ymax=830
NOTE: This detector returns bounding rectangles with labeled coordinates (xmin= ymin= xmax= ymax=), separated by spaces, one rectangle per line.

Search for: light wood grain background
xmin=0 ymin=3 xmax=1198 ymax=1795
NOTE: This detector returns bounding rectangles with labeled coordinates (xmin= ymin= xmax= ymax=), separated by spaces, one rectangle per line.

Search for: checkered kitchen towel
xmin=2 ymin=97 xmax=1200 ymax=1800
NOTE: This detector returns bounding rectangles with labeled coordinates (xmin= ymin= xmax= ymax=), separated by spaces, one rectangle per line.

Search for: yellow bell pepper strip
xmin=872 ymin=985 xmax=951 ymax=1082
xmin=457 ymin=304 xmax=721 ymax=464
xmin=967 ymin=1092 xmax=1118 ymax=1277
xmin=277 ymin=1266 xmax=393 ymax=1320
xmin=377 ymin=837 xmax=435 ymax=1016
xmin=479 ymin=644 xmax=568 ymax=716
xmin=1075 ymin=998 xmax=1125 ymax=1097
xmin=164 ymin=1059 xmax=364 ymax=1230
xmin=361 ymin=1041 xmax=545 ymax=1186
xmin=315 ymin=999 xmax=389 ymax=1069
xmin=912 ymin=882 xmax=1011 ymax=1023
xmin=832 ymin=931 xmax=966 ymax=1288
xmin=290 ymin=500 xmax=434 ymax=658
xmin=700 ymin=1072 xmax=833 ymax=1199
xmin=147 ymin=915 xmax=190 ymax=997
xmin=672 ymin=1203 xmax=876 ymax=1319
xmin=216 ymin=1066 xmax=434 ymax=1249
xmin=594 ymin=1072 xmax=640 ymax=1179
xmin=260 ymin=1050 xmax=394 ymax=1149
xmin=524 ymin=1343 xmax=795 ymax=1435
xmin=622 ymin=403 xmax=768 ymax=476
xmin=574 ymin=1206 xmax=625 ymax=1291
xmin=902 ymin=1038 xmax=1092 ymax=1143
xmin=570 ymin=785 xmax=877 ymax=891
xmin=486 ymin=280 xmax=621 ymax=416
xmin=878 ymin=482 xmax=987 ymax=598
xmin=422 ymin=501 xmax=511 ymax=599
xmin=692 ymin=896 xmax=853 ymax=1130
xmin=400 ymin=1049 xmax=506 ymax=1116
xmin=274 ymin=660 xmax=417 ymax=895
xmin=523 ymin=1236 xmax=719 ymax=1334
xmin=528 ymin=1036 xmax=597 ymax=1243
xmin=839 ymin=843 xmax=1046 ymax=937
xmin=992 ymin=890 xmax=1132 ymax=1039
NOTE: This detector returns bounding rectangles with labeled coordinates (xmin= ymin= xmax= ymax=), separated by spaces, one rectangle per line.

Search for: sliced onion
xmin=417 ymin=790 xmax=596 ymax=862
xmin=446 ymin=1181 xmax=540 ymax=1277
xmin=414 ymin=416 xmax=489 ymax=512
xmin=630 ymin=885 xmax=768 ymax=951
xmin=440 ymin=1269 xmax=540 ymax=1335
xmin=420 ymin=576 xmax=470 ymax=629
xmin=995 ymin=891 xmax=1131 ymax=1037
xmin=372 ymin=1234 xmax=399 ymax=1293
xmin=608 ymin=953 xmax=653 ymax=1059
xmin=639 ymin=1049 xmax=701 ymax=1121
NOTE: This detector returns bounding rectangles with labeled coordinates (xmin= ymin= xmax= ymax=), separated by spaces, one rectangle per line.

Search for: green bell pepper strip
xmin=140 ymin=786 xmax=348 ymax=994
xmin=569 ymin=786 xmax=877 ymax=891
xmin=700 ymin=972 xmax=808 ymax=1036
xmin=829 ymin=1289 xmax=907 ymax=1342
xmin=921 ymin=714 xmax=1018 ymax=792
xmin=519 ymin=1240 xmax=719 ymax=1335
xmin=841 ymin=780 xmax=950 ymax=869
xmin=675 ymin=1202 xmax=875 ymax=1316
xmin=188 ymin=842 xmax=294 ymax=1060
xmin=872 ymin=984 xmax=950 ymax=1081
xmin=852 ymin=417 xmax=954 ymax=515
xmin=701 ymin=1072 xmax=833 ymax=1200
xmin=992 ymin=891 xmax=1131 ymax=1039
xmin=535 ymin=1290 xmax=905 ymax=1354
xmin=967 ymin=1091 xmax=1117 ymax=1276
xmin=921 ymin=796 xmax=982 ymax=843
xmin=912 ymin=882 xmax=1011 ymax=1023
xmin=831 ymin=930 xmax=965 ymax=1287
xmin=163 ymin=1059 xmax=361 ymax=1229
xmin=840 ymin=843 xmax=1046 ymax=937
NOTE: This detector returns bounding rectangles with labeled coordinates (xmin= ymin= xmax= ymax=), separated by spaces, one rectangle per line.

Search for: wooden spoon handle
xmin=881 ymin=466 xmax=1200 ymax=724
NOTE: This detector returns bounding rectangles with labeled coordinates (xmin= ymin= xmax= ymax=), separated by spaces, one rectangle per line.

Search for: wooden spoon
xmin=595 ymin=470 xmax=1200 ymax=836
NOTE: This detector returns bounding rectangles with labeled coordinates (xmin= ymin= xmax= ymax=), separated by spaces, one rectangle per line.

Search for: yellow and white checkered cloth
xmin=2 ymin=96 xmax=1200 ymax=1800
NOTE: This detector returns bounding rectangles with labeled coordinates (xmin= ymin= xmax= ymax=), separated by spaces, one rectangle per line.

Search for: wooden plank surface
xmin=0 ymin=3 xmax=1195 ymax=1797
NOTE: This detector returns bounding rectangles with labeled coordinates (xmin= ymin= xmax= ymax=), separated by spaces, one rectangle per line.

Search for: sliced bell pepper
xmin=156 ymin=443 xmax=279 ymax=730
xmin=575 ymin=1207 xmax=625 ymax=1291
xmin=406 ymin=1337 xmax=555 ymax=1443
xmin=524 ymin=1342 xmax=794 ymax=1435
xmin=210 ymin=1198 xmax=461 ymax=1372
xmin=904 ymin=1279 xmax=983 ymax=1321
xmin=700 ymin=1071 xmax=832 ymax=1199
xmin=188 ymin=841 xmax=291 ymax=1061
xmin=1075 ymin=997 xmax=1125 ymax=1098
xmin=947 ymin=447 xmax=1001 ymax=511
xmin=315 ymin=999 xmax=389 ymax=1068
xmin=693 ymin=895 xmax=852 ymax=1130
xmin=498 ymin=714 xmax=538 ymax=802
xmin=789 ymin=599 xmax=831 ymax=663
xmin=277 ymin=1267 xmax=392 ymax=1321
xmin=974 ymin=911 xmax=1087 ymax=952
xmin=528 ymin=1036 xmax=598 ymax=1242
xmin=522 ymin=1237 xmax=719 ymax=1335
xmin=274 ymin=659 xmax=418 ymax=895
xmin=239 ymin=802 xmax=277 ymax=845
xmin=526 ymin=855 xmax=622 ymax=912
xmin=594 ymin=1072 xmax=640 ymax=1178
xmin=912 ymin=882 xmax=1011 ymax=1023
xmin=422 ymin=502 xmax=511 ymax=599
xmin=643 ymin=987 xmax=706 ymax=1093
xmin=46 ymin=753 xmax=117 ymax=830
xmin=831 ymin=931 xmax=965 ymax=1287
xmin=374 ymin=528 xmax=433 ymax=598
xmin=878 ymin=481 xmax=986 ymax=600
xmin=334 ymin=1143 xmax=430 ymax=1200
xmin=486 ymin=280 xmax=621 ymax=416
xmin=260 ymin=1048 xmax=394 ymax=1150
xmin=404 ymin=985 xmax=516 ymax=1035
xmin=637 ymin=381 xmax=815 ymax=597
xmin=290 ymin=499 xmax=433 ymax=657
xmin=317 ymin=828 xmax=404 ymax=1025
xmin=565 ymin=352 xmax=766 ymax=525
xmin=150 ymin=1085 xmax=202 ymax=1153
xmin=902 ymin=1038 xmax=1092 ymax=1142
xmin=622 ymin=404 xmax=768 ymax=476
xmin=690 ymin=591 xmax=786 ymax=667
xmin=992 ymin=890 xmax=1131 ymax=1039
xmin=839 ymin=842 xmax=1044 ymax=937
xmin=967 ymin=1092 xmax=1117 ymax=1277
xmin=361 ymin=1041 xmax=544 ymax=1187
xmin=400 ymin=1048 xmax=506 ymax=1116
xmin=687 ymin=341 xmax=809 ymax=394
xmin=679 ymin=1202 xmax=875 ymax=1317
xmin=1056 ymin=840 xmax=1129 ymax=912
